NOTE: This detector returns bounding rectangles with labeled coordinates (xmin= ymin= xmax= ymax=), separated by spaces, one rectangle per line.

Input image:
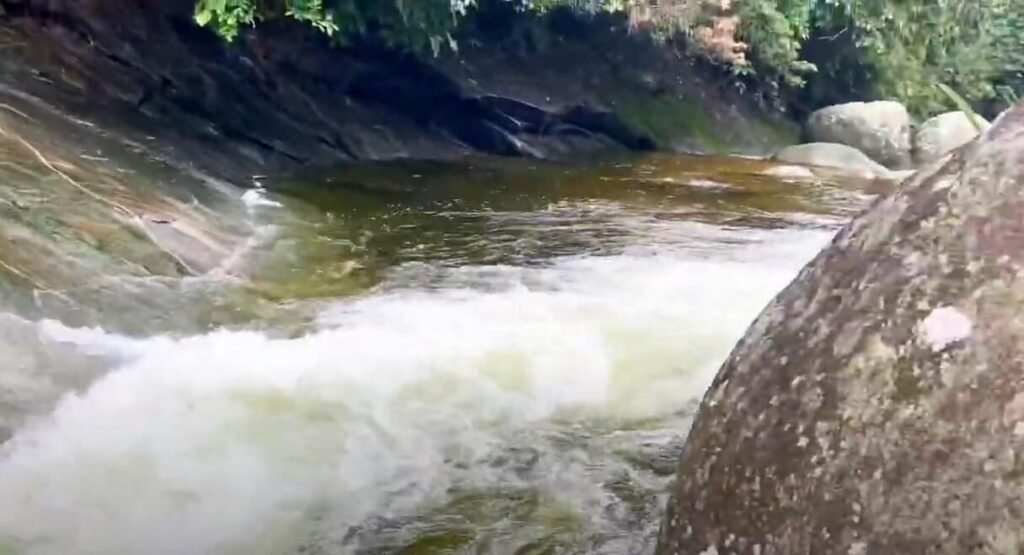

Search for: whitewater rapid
xmin=0 ymin=219 xmax=831 ymax=555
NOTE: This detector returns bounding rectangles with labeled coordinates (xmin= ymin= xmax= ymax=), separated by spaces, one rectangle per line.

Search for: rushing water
xmin=0 ymin=153 xmax=875 ymax=555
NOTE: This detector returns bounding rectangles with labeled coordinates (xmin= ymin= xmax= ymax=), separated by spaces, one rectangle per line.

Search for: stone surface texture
xmin=915 ymin=111 xmax=990 ymax=165
xmin=807 ymin=101 xmax=913 ymax=169
xmin=659 ymin=103 xmax=1024 ymax=555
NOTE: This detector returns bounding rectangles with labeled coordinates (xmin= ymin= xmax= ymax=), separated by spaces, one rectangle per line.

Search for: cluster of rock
xmin=659 ymin=101 xmax=1024 ymax=554
xmin=773 ymin=100 xmax=989 ymax=181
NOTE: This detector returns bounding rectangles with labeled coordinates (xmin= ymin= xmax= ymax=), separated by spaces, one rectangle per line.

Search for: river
xmin=0 ymin=152 xmax=874 ymax=554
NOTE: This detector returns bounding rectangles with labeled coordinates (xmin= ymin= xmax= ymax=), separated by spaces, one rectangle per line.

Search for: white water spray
xmin=0 ymin=222 xmax=830 ymax=555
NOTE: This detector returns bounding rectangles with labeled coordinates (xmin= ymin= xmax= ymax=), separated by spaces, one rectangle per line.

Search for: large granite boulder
xmin=914 ymin=111 xmax=991 ymax=165
xmin=658 ymin=103 xmax=1024 ymax=555
xmin=773 ymin=142 xmax=893 ymax=179
xmin=807 ymin=101 xmax=913 ymax=169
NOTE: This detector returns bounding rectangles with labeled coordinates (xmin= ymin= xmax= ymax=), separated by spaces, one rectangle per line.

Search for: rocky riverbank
xmin=0 ymin=0 xmax=798 ymax=183
xmin=658 ymin=100 xmax=1024 ymax=554
xmin=773 ymin=100 xmax=989 ymax=182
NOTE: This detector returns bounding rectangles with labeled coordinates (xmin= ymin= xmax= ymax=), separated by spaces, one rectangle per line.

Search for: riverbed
xmin=0 ymin=153 xmax=874 ymax=554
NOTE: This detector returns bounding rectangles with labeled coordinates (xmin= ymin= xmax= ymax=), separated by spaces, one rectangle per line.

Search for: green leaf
xmin=194 ymin=9 xmax=213 ymax=27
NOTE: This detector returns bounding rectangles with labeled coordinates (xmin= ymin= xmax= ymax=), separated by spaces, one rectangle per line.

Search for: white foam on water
xmin=241 ymin=188 xmax=283 ymax=209
xmin=0 ymin=226 xmax=832 ymax=555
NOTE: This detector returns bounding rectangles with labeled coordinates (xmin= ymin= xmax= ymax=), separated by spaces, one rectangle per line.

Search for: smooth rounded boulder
xmin=773 ymin=142 xmax=892 ymax=179
xmin=658 ymin=103 xmax=1024 ymax=555
xmin=807 ymin=101 xmax=913 ymax=169
xmin=914 ymin=110 xmax=990 ymax=165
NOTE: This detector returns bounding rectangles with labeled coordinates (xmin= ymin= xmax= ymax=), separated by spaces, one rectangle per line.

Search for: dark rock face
xmin=658 ymin=103 xmax=1024 ymax=554
xmin=0 ymin=0 xmax=789 ymax=181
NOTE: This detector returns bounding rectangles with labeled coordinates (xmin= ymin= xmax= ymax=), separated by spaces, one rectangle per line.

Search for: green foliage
xmin=734 ymin=0 xmax=817 ymax=87
xmin=193 ymin=0 xmax=610 ymax=51
xmin=736 ymin=0 xmax=1021 ymax=116
xmin=990 ymin=2 xmax=1024 ymax=106
xmin=854 ymin=1 xmax=1007 ymax=116
xmin=194 ymin=0 xmax=1024 ymax=116
xmin=194 ymin=0 xmax=257 ymax=41
xmin=195 ymin=0 xmax=469 ymax=50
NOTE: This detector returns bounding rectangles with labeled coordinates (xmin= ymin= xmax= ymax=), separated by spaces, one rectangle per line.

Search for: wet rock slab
xmin=0 ymin=93 xmax=259 ymax=333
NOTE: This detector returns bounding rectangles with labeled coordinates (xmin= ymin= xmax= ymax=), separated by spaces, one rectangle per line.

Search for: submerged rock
xmin=760 ymin=164 xmax=816 ymax=181
xmin=773 ymin=142 xmax=892 ymax=179
xmin=658 ymin=104 xmax=1024 ymax=554
xmin=914 ymin=110 xmax=991 ymax=165
xmin=807 ymin=101 xmax=913 ymax=169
